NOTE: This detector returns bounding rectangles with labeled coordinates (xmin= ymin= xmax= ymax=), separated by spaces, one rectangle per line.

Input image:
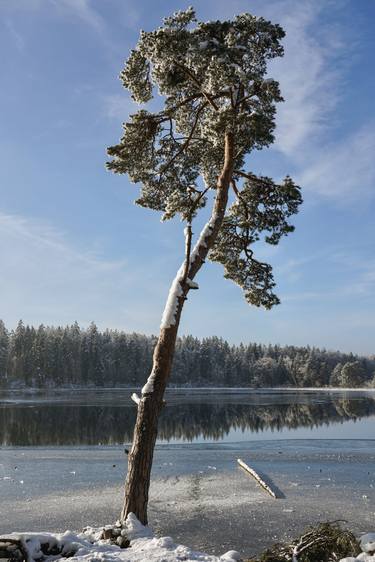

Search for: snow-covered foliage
xmin=1 ymin=513 xmax=241 ymax=562
xmin=107 ymin=7 xmax=302 ymax=309
xmin=108 ymin=8 xmax=285 ymax=208
xmin=209 ymin=175 xmax=302 ymax=309
xmin=2 ymin=320 xmax=374 ymax=389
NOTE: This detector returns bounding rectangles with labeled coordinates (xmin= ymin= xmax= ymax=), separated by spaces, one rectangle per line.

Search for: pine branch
xmin=158 ymin=101 xmax=208 ymax=178
xmin=172 ymin=60 xmax=220 ymax=110
xmin=234 ymin=170 xmax=257 ymax=181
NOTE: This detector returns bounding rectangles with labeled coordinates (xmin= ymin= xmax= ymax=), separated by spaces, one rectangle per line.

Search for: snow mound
xmin=361 ymin=534 xmax=375 ymax=554
xmin=1 ymin=514 xmax=241 ymax=562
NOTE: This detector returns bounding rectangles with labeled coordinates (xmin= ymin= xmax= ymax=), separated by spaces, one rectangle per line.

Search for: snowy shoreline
xmin=3 ymin=516 xmax=374 ymax=562
xmin=2 ymin=443 xmax=374 ymax=556
xmin=0 ymin=514 xmax=242 ymax=562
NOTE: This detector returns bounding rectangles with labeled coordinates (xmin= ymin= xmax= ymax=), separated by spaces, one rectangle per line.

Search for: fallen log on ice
xmin=237 ymin=458 xmax=278 ymax=498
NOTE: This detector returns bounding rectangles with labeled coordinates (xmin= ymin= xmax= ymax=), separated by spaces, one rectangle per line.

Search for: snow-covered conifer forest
xmin=0 ymin=320 xmax=373 ymax=389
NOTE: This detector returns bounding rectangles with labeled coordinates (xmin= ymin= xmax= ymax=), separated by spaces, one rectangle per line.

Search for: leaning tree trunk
xmin=121 ymin=132 xmax=234 ymax=525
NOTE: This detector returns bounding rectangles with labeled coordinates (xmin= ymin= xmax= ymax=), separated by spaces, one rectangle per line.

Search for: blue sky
xmin=0 ymin=0 xmax=374 ymax=355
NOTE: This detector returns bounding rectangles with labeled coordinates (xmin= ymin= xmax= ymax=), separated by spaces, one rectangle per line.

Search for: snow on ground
xmin=2 ymin=516 xmax=374 ymax=562
xmin=2 ymin=514 xmax=241 ymax=562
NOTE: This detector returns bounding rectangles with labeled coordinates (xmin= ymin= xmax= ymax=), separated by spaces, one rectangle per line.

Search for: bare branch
xmin=131 ymin=393 xmax=141 ymax=405
xmin=139 ymin=92 xmax=228 ymax=129
xmin=230 ymin=87 xmax=235 ymax=109
xmin=182 ymin=186 xmax=210 ymax=284
xmin=187 ymin=132 xmax=234 ymax=281
xmin=173 ymin=60 xmax=220 ymax=110
xmin=159 ymin=101 xmax=208 ymax=177
xmin=190 ymin=186 xmax=210 ymax=214
xmin=230 ymin=178 xmax=241 ymax=198
xmin=234 ymin=170 xmax=256 ymax=181
xmin=162 ymin=92 xmax=203 ymax=113
xmin=231 ymin=178 xmax=249 ymax=217
xmin=166 ymin=91 xmax=229 ymax=117
xmin=182 ymin=224 xmax=193 ymax=283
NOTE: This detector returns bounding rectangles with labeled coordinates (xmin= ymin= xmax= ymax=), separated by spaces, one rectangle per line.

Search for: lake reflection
xmin=1 ymin=389 xmax=375 ymax=446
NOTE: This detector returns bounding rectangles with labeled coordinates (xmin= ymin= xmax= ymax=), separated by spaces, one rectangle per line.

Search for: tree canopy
xmin=107 ymin=7 xmax=302 ymax=309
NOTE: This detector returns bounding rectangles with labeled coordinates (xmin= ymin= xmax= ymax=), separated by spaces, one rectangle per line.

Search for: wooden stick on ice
xmin=237 ymin=458 xmax=278 ymax=499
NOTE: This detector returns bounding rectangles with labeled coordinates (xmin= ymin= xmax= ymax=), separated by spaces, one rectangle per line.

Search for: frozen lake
xmin=1 ymin=388 xmax=375 ymax=555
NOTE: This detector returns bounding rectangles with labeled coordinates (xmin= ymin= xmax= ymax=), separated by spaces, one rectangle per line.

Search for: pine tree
xmin=107 ymin=8 xmax=302 ymax=524
xmin=69 ymin=322 xmax=82 ymax=385
xmin=32 ymin=324 xmax=47 ymax=387
xmin=340 ymin=361 xmax=367 ymax=388
xmin=0 ymin=320 xmax=9 ymax=386
xmin=11 ymin=320 xmax=26 ymax=384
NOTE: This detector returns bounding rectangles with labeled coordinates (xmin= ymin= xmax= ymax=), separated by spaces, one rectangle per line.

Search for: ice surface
xmin=2 ymin=440 xmax=375 ymax=556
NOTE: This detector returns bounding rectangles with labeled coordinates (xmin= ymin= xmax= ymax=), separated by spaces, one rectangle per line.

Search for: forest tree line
xmin=0 ymin=320 xmax=374 ymax=389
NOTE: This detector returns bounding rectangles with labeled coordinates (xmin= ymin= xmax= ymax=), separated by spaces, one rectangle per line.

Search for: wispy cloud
xmin=0 ymin=212 xmax=160 ymax=330
xmin=269 ymin=1 xmax=348 ymax=156
xmin=1 ymin=0 xmax=105 ymax=34
xmin=198 ymin=1 xmax=372 ymax=203
xmin=0 ymin=212 xmax=124 ymax=270
xmin=279 ymin=241 xmax=375 ymax=304
xmin=117 ymin=1 xmax=141 ymax=30
xmin=104 ymin=94 xmax=136 ymax=121
xmin=330 ymin=247 xmax=375 ymax=297
xmin=4 ymin=19 xmax=25 ymax=51
xmin=50 ymin=0 xmax=106 ymax=34
xmin=299 ymin=123 xmax=375 ymax=201
xmin=209 ymin=0 xmax=348 ymax=157
xmin=261 ymin=0 xmax=375 ymax=204
xmin=0 ymin=0 xmax=43 ymax=12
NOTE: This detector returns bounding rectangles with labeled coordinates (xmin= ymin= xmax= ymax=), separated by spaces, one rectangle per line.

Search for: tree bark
xmin=121 ymin=132 xmax=234 ymax=525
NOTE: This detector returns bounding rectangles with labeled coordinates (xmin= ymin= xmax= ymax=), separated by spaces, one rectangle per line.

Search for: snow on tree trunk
xmin=121 ymin=133 xmax=234 ymax=524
